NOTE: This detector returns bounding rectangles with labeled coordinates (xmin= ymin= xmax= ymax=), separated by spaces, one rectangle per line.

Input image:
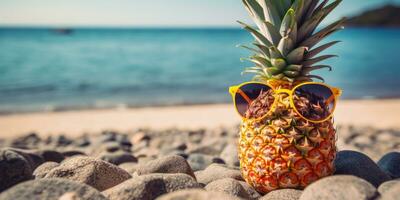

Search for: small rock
xmin=7 ymin=148 xmax=44 ymax=169
xmin=220 ymin=143 xmax=239 ymax=167
xmin=156 ymin=189 xmax=242 ymax=200
xmin=131 ymin=132 xmax=151 ymax=144
xmin=58 ymin=192 xmax=81 ymax=200
xmin=10 ymin=133 xmax=41 ymax=149
xmin=187 ymin=144 xmax=221 ymax=156
xmin=0 ymin=148 xmax=33 ymax=192
xmin=118 ymin=162 xmax=138 ymax=174
xmin=34 ymin=149 xmax=65 ymax=163
xmin=334 ymin=150 xmax=391 ymax=187
xmin=98 ymin=151 xmax=137 ymax=165
xmin=380 ymin=181 xmax=400 ymax=200
xmin=135 ymin=155 xmax=195 ymax=178
xmin=378 ymin=180 xmax=400 ymax=194
xmin=238 ymin=181 xmax=262 ymax=200
xmin=33 ymin=162 xmax=60 ymax=179
xmin=260 ymin=189 xmax=302 ymax=200
xmin=205 ymin=178 xmax=250 ymax=199
xmin=61 ymin=150 xmax=86 ymax=158
xmin=299 ymin=175 xmax=377 ymax=200
xmin=45 ymin=156 xmax=131 ymax=191
xmin=0 ymin=178 xmax=107 ymax=200
xmin=103 ymin=173 xmax=201 ymax=200
xmin=377 ymin=152 xmax=400 ymax=179
xmin=196 ymin=163 xmax=243 ymax=185
xmin=187 ymin=153 xmax=225 ymax=171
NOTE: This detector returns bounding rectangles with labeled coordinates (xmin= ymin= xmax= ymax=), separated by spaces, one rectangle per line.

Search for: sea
xmin=0 ymin=27 xmax=400 ymax=113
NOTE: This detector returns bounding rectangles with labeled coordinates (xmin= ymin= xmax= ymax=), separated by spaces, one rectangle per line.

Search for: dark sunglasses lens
xmin=235 ymin=83 xmax=274 ymax=119
xmin=293 ymin=84 xmax=335 ymax=121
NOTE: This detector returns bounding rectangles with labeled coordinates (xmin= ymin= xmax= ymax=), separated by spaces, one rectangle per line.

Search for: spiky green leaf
xmin=306 ymin=41 xmax=340 ymax=59
xmin=287 ymin=46 xmax=308 ymax=64
xmin=258 ymin=0 xmax=282 ymax=26
xmin=264 ymin=21 xmax=281 ymax=45
xmin=269 ymin=46 xmax=283 ymax=59
xmin=238 ymin=21 xmax=273 ymax=47
xmin=278 ymin=36 xmax=294 ymax=56
xmin=303 ymin=55 xmax=337 ymax=66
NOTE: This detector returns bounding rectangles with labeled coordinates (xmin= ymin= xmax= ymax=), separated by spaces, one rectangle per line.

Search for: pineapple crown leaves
xmin=238 ymin=0 xmax=345 ymax=83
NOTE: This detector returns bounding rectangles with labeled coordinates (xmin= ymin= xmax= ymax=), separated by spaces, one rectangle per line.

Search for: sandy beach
xmin=0 ymin=99 xmax=400 ymax=138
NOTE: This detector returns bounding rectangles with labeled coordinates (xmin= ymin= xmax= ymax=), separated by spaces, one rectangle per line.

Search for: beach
xmin=0 ymin=99 xmax=400 ymax=138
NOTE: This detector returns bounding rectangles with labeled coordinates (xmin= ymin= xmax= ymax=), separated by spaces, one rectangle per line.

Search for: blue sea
xmin=0 ymin=27 xmax=400 ymax=113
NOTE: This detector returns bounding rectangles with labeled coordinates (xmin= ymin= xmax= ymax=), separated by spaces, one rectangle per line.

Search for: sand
xmin=0 ymin=99 xmax=399 ymax=138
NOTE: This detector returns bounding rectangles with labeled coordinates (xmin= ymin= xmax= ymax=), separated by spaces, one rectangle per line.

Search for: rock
xmin=118 ymin=162 xmax=138 ymax=174
xmin=34 ymin=149 xmax=65 ymax=163
xmin=378 ymin=180 xmax=400 ymax=194
xmin=62 ymin=150 xmax=86 ymax=158
xmin=135 ymin=155 xmax=195 ymax=178
xmin=6 ymin=148 xmax=44 ymax=169
xmin=0 ymin=148 xmax=33 ymax=192
xmin=205 ymin=178 xmax=250 ymax=199
xmin=58 ymin=192 xmax=81 ymax=200
xmin=103 ymin=173 xmax=201 ymax=200
xmin=299 ymin=175 xmax=378 ymax=200
xmin=156 ymin=189 xmax=242 ymax=200
xmin=187 ymin=153 xmax=226 ymax=171
xmin=131 ymin=132 xmax=151 ymax=144
xmin=10 ymin=133 xmax=41 ymax=149
xmin=44 ymin=156 xmax=131 ymax=191
xmin=334 ymin=150 xmax=391 ymax=187
xmin=0 ymin=178 xmax=107 ymax=200
xmin=260 ymin=189 xmax=302 ymax=200
xmin=98 ymin=151 xmax=137 ymax=165
xmin=238 ymin=181 xmax=261 ymax=200
xmin=380 ymin=181 xmax=400 ymax=200
xmin=377 ymin=152 xmax=400 ymax=179
xmin=196 ymin=164 xmax=243 ymax=185
xmin=33 ymin=162 xmax=59 ymax=179
xmin=220 ymin=143 xmax=239 ymax=167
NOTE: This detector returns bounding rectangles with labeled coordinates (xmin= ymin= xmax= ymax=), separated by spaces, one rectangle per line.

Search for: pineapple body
xmin=238 ymin=84 xmax=336 ymax=193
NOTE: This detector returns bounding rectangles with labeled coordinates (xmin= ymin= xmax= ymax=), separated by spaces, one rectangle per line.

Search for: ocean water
xmin=0 ymin=27 xmax=400 ymax=113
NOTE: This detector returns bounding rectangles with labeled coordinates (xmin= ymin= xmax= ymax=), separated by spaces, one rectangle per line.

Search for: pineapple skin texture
xmin=238 ymin=90 xmax=337 ymax=194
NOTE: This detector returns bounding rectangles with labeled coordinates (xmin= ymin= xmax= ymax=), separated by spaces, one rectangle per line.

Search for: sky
xmin=0 ymin=0 xmax=399 ymax=27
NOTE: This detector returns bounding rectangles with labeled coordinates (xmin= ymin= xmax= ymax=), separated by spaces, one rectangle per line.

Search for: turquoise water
xmin=0 ymin=27 xmax=399 ymax=113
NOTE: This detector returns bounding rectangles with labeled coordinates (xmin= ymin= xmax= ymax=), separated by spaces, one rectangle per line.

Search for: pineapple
xmin=237 ymin=0 xmax=344 ymax=193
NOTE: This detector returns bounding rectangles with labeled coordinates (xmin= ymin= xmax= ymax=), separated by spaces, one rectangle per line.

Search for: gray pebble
xmin=260 ymin=189 xmax=302 ymax=200
xmin=0 ymin=178 xmax=107 ymax=200
xmin=196 ymin=163 xmax=243 ymax=185
xmin=155 ymin=189 xmax=242 ymax=200
xmin=299 ymin=175 xmax=378 ymax=200
xmin=378 ymin=180 xmax=400 ymax=194
xmin=0 ymin=148 xmax=33 ymax=192
xmin=103 ymin=173 xmax=201 ymax=200
xmin=187 ymin=153 xmax=225 ymax=171
xmin=135 ymin=155 xmax=195 ymax=178
xmin=205 ymin=178 xmax=250 ymax=199
xmin=98 ymin=151 xmax=137 ymax=165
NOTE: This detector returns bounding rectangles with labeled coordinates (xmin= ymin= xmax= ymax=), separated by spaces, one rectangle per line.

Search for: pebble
xmin=61 ymin=150 xmax=86 ymax=158
xmin=334 ymin=150 xmax=391 ymax=187
xmin=220 ymin=143 xmax=240 ymax=167
xmin=260 ymin=189 xmax=302 ymax=200
xmin=0 ymin=178 xmax=107 ymax=200
xmin=34 ymin=149 xmax=65 ymax=163
xmin=299 ymin=175 xmax=378 ymax=200
xmin=205 ymin=178 xmax=250 ymax=199
xmin=380 ymin=180 xmax=400 ymax=200
xmin=195 ymin=164 xmax=243 ymax=185
xmin=377 ymin=152 xmax=400 ymax=179
xmin=118 ymin=162 xmax=138 ymax=174
xmin=134 ymin=155 xmax=196 ymax=178
xmin=156 ymin=189 xmax=242 ymax=200
xmin=44 ymin=156 xmax=131 ymax=191
xmin=0 ymin=148 xmax=33 ymax=192
xmin=378 ymin=180 xmax=400 ymax=194
xmin=98 ymin=151 xmax=137 ymax=165
xmin=33 ymin=161 xmax=60 ymax=179
xmin=103 ymin=173 xmax=201 ymax=200
xmin=187 ymin=153 xmax=226 ymax=171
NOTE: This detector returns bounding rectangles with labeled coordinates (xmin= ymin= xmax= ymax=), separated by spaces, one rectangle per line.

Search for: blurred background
xmin=0 ymin=0 xmax=400 ymax=114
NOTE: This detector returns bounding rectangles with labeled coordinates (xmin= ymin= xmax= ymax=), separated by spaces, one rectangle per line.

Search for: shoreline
xmin=0 ymin=99 xmax=400 ymax=138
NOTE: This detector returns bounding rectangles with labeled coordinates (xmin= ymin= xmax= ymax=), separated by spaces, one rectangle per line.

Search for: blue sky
xmin=0 ymin=0 xmax=399 ymax=27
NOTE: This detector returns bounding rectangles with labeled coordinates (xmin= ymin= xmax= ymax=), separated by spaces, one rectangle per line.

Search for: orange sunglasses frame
xmin=229 ymin=81 xmax=342 ymax=123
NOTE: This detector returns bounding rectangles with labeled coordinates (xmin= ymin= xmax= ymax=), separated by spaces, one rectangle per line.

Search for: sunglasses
xmin=229 ymin=82 xmax=342 ymax=123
